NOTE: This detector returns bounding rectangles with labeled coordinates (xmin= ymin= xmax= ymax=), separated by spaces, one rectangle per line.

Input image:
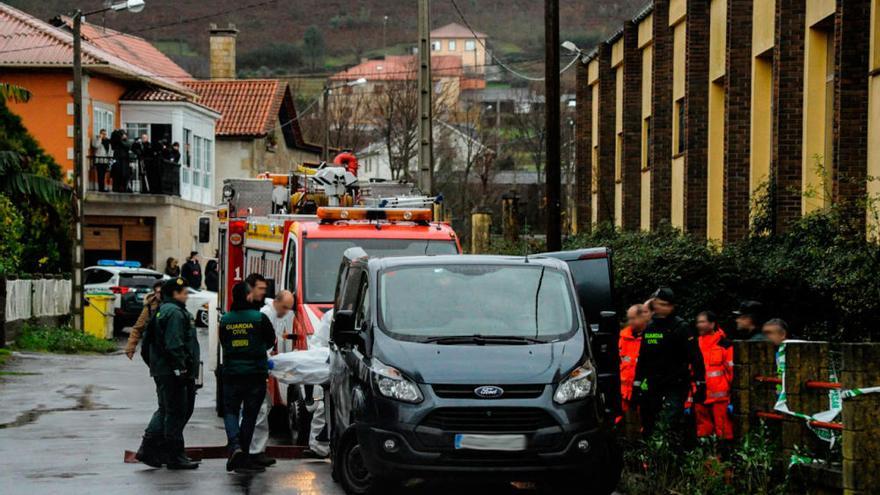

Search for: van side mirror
xmin=598 ymin=310 xmax=617 ymax=334
xmin=331 ymin=309 xmax=360 ymax=346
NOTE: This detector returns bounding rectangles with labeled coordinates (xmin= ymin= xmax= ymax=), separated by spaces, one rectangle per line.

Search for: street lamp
xmin=322 ymin=78 xmax=367 ymax=162
xmin=562 ymin=40 xmax=590 ymax=65
xmin=70 ymin=0 xmax=145 ymax=331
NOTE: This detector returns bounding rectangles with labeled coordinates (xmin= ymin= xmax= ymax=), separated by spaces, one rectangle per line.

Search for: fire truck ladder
xmin=365 ymin=194 xmax=443 ymax=209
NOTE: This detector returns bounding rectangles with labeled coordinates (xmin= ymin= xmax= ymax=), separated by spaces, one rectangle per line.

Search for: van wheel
xmin=336 ymin=434 xmax=393 ymax=495
xmin=288 ymin=388 xmax=311 ymax=446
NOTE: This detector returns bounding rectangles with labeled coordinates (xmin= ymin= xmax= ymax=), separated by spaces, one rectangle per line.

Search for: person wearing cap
xmin=181 ymin=251 xmax=202 ymax=290
xmin=632 ymin=287 xmax=706 ymax=440
xmin=142 ymin=277 xmax=200 ymax=470
xmin=734 ymin=300 xmax=765 ymax=341
xmin=220 ymin=282 xmax=277 ymax=474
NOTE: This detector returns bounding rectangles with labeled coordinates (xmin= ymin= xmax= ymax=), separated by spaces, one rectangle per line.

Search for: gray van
xmin=328 ymin=250 xmax=621 ymax=494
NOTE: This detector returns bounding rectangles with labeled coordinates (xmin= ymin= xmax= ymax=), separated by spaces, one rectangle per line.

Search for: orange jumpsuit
xmin=695 ymin=328 xmax=734 ymax=439
xmin=619 ymin=326 xmax=642 ymax=413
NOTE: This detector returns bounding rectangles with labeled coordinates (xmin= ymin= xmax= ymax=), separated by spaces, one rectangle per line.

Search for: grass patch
xmin=15 ymin=324 xmax=116 ymax=354
xmin=0 ymin=348 xmax=11 ymax=367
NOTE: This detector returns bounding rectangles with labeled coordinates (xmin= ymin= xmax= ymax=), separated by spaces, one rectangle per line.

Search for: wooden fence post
xmin=841 ymin=344 xmax=880 ymax=495
xmin=470 ymin=209 xmax=492 ymax=254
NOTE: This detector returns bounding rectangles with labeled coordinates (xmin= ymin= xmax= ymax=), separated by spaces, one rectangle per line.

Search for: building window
xmin=431 ymin=41 xmax=441 ymax=51
xmin=192 ymin=136 xmax=202 ymax=187
xmin=125 ymin=123 xmax=149 ymax=140
xmin=448 ymin=40 xmax=456 ymax=51
xmin=465 ymin=40 xmax=476 ymax=51
xmin=203 ymin=138 xmax=212 ymax=189
xmin=674 ymin=98 xmax=685 ymax=155
xmin=642 ymin=116 xmax=652 ymax=169
xmin=93 ymin=106 xmax=114 ymax=138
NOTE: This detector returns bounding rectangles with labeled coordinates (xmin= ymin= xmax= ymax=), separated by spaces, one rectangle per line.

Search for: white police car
xmin=84 ymin=260 xmax=164 ymax=333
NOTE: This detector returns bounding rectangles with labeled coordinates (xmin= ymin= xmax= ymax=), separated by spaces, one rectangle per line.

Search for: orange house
xmin=0 ymin=4 xmax=220 ymax=269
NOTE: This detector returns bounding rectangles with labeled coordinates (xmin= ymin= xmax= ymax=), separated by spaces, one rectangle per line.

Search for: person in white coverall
xmin=249 ymin=290 xmax=294 ymax=466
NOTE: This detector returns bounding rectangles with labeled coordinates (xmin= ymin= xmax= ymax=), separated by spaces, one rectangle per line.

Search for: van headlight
xmin=371 ymin=358 xmax=423 ymax=404
xmin=554 ymin=360 xmax=597 ymax=404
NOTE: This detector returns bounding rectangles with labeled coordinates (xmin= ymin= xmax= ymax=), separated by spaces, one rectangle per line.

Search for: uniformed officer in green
xmin=145 ymin=277 xmax=200 ymax=470
xmin=221 ymin=282 xmax=276 ymax=474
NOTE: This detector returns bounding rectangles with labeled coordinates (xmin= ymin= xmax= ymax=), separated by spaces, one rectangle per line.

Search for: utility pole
xmin=322 ymin=83 xmax=330 ymax=162
xmin=417 ymin=0 xmax=433 ymax=195
xmin=544 ymin=0 xmax=561 ymax=251
xmin=71 ymin=10 xmax=84 ymax=331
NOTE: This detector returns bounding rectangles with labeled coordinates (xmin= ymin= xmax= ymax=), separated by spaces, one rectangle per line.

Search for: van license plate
xmin=454 ymin=434 xmax=526 ymax=451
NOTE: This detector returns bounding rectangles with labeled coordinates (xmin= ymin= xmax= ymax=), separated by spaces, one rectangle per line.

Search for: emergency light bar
xmin=317 ymin=207 xmax=433 ymax=222
xmin=97 ymin=259 xmax=142 ymax=268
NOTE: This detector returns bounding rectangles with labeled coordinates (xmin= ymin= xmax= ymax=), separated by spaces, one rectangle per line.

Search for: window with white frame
xmin=465 ymin=40 xmax=476 ymax=51
xmin=192 ymin=136 xmax=202 ymax=188
xmin=181 ymin=128 xmax=192 ymax=185
xmin=125 ymin=123 xmax=149 ymax=140
xmin=431 ymin=41 xmax=441 ymax=51
xmin=93 ymin=106 xmax=114 ymax=138
xmin=203 ymin=138 xmax=212 ymax=188
xmin=448 ymin=40 xmax=456 ymax=51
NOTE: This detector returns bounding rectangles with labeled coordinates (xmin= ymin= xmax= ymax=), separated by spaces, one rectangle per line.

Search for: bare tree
xmin=509 ymin=87 xmax=546 ymax=186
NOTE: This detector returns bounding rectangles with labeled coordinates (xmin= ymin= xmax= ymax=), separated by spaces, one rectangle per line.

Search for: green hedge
xmin=15 ymin=324 xmax=116 ymax=354
xmin=488 ymin=209 xmax=880 ymax=342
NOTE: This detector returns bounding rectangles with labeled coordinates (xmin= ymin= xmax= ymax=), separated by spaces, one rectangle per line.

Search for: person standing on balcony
xmin=91 ymin=129 xmax=110 ymax=192
xmin=110 ymin=129 xmax=132 ymax=192
xmin=132 ymin=133 xmax=155 ymax=193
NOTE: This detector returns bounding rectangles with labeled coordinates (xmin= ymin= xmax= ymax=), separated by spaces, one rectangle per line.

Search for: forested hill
xmin=9 ymin=0 xmax=644 ymax=78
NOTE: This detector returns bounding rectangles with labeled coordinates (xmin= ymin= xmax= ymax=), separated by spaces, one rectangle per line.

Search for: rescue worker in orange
xmin=694 ymin=311 xmax=734 ymax=440
xmin=619 ymin=304 xmax=650 ymax=414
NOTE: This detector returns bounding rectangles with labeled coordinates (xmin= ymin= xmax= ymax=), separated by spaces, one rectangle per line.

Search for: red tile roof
xmin=0 ymin=4 xmax=190 ymax=94
xmin=66 ymin=17 xmax=192 ymax=82
xmin=183 ymin=79 xmax=284 ymax=137
xmin=430 ymin=22 xmax=487 ymax=39
xmin=330 ymin=55 xmax=463 ymax=82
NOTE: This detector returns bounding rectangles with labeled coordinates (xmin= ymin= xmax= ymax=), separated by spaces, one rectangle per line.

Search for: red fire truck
xmin=209 ymin=167 xmax=461 ymax=443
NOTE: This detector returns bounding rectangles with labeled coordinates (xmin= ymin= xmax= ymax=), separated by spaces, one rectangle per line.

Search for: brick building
xmin=576 ymin=0 xmax=880 ymax=242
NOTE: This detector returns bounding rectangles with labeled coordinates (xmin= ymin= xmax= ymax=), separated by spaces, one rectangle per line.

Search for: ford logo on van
xmin=474 ymin=385 xmax=504 ymax=399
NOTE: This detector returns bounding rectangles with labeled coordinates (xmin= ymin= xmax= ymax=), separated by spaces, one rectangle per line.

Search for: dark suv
xmin=327 ymin=250 xmax=622 ymax=494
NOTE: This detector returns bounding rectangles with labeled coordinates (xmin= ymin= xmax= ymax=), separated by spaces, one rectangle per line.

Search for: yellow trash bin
xmin=84 ymin=294 xmax=115 ymax=340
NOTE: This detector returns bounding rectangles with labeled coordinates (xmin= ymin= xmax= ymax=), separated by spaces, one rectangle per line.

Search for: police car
xmin=84 ymin=260 xmax=215 ymax=332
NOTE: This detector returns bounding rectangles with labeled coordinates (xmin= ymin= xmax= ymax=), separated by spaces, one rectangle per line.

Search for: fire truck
xmin=209 ymin=162 xmax=462 ymax=443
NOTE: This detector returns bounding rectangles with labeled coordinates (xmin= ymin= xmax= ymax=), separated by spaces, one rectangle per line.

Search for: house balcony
xmin=88 ymin=155 xmax=181 ymax=196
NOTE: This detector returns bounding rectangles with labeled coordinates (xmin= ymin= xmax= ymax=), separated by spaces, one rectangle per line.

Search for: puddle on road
xmin=0 ymin=385 xmax=122 ymax=429
xmin=27 ymin=472 xmax=98 ymax=480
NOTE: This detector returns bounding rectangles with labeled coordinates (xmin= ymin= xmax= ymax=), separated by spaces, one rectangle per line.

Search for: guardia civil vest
xmin=220 ymin=309 xmax=268 ymax=376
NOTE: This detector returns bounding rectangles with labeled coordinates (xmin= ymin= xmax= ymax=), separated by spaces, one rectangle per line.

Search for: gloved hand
xmin=693 ymin=381 xmax=707 ymax=404
xmin=727 ymin=403 xmax=734 ymax=415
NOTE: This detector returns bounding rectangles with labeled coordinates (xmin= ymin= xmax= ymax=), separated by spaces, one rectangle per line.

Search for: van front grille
xmin=420 ymin=407 xmax=557 ymax=432
xmin=431 ymin=384 xmax=545 ymax=399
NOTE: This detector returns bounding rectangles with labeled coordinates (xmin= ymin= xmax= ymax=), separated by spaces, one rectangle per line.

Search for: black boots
xmin=166 ymin=440 xmax=199 ymax=470
xmin=135 ymin=435 xmax=164 ymax=468
xmin=251 ymin=452 xmax=277 ymax=467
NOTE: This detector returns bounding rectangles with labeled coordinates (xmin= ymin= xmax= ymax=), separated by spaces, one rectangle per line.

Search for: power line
xmin=448 ymin=0 xmax=578 ymax=82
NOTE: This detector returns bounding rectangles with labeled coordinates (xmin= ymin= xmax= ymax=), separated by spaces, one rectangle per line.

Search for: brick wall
xmin=575 ymin=60 xmax=593 ymax=233
xmin=597 ymin=43 xmax=617 ymax=223
xmin=723 ymin=0 xmax=753 ymax=242
xmin=621 ymin=22 xmax=643 ymax=230
xmin=772 ymin=0 xmax=806 ymax=234
xmin=833 ymin=0 xmax=870 ymax=227
xmin=684 ymin=0 xmax=710 ymax=237
xmin=651 ymin=0 xmax=673 ymax=227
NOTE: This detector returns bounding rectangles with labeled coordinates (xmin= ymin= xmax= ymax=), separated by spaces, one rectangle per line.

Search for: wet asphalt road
xmin=0 ymin=330 xmax=582 ymax=495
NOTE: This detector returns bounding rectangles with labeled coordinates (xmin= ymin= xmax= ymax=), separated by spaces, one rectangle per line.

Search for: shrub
xmin=0 ymin=194 xmax=24 ymax=274
xmin=15 ymin=324 xmax=116 ymax=354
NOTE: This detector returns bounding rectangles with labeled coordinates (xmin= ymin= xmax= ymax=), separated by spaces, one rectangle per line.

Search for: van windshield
xmin=303 ymin=239 xmax=458 ymax=303
xmin=378 ymin=264 xmax=577 ymax=342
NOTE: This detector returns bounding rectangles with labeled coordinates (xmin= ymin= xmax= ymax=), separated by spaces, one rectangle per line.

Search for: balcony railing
xmin=88 ymin=155 xmax=180 ymax=196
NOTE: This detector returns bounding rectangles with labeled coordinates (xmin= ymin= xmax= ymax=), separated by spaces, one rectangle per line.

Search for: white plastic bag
xmin=307 ymin=309 xmax=333 ymax=349
xmin=269 ymin=347 xmax=330 ymax=385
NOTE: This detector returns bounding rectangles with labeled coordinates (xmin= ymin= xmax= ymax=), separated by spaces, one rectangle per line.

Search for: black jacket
xmin=634 ymin=314 xmax=706 ymax=392
xmin=181 ymin=260 xmax=202 ymax=289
